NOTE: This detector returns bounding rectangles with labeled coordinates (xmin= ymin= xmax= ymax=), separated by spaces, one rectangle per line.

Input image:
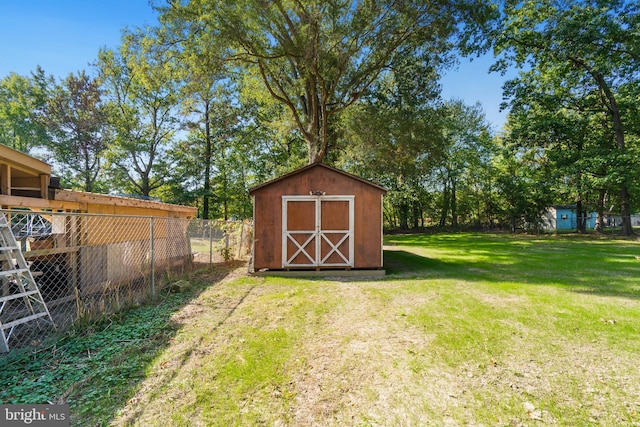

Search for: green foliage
xmin=489 ymin=0 xmax=640 ymax=234
xmin=164 ymin=0 xmax=493 ymax=163
xmin=40 ymin=70 xmax=110 ymax=192
xmin=97 ymin=27 xmax=180 ymax=198
xmin=0 ymin=68 xmax=53 ymax=153
xmin=337 ymin=57 xmax=444 ymax=229
xmin=2 ymin=0 xmax=639 ymax=236
xmin=433 ymin=100 xmax=497 ymax=227
xmin=492 ymin=137 xmax=554 ymax=231
xmin=0 ymin=285 xmax=198 ymax=426
xmin=340 ymin=90 xmax=499 ymax=230
xmin=165 ymin=14 xmax=233 ymax=219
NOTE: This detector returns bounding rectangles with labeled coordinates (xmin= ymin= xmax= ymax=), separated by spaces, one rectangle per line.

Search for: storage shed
xmin=249 ymin=163 xmax=386 ymax=274
xmin=541 ymin=205 xmax=597 ymax=231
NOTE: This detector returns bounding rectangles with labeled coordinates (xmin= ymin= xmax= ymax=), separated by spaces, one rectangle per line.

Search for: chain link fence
xmin=0 ymin=211 xmax=252 ymax=353
xmin=187 ymin=219 xmax=252 ymax=266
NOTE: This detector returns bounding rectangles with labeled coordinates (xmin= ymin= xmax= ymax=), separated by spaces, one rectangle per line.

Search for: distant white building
xmin=607 ymin=213 xmax=640 ymax=227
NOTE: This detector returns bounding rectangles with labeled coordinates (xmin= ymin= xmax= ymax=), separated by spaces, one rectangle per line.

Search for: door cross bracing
xmin=282 ymin=195 xmax=354 ymax=268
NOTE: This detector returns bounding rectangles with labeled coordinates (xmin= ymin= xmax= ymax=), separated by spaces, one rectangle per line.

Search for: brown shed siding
xmin=250 ymin=164 xmax=386 ymax=271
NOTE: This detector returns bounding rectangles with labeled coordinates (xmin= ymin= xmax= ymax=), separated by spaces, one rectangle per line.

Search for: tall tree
xmin=161 ymin=0 xmax=493 ymax=164
xmin=490 ymin=0 xmax=640 ymax=235
xmin=164 ymin=66 xmax=308 ymax=219
xmin=41 ymin=71 xmax=109 ymax=192
xmin=169 ymin=85 xmax=244 ymax=219
xmin=504 ymin=85 xmax=608 ymax=233
xmin=159 ymin=6 xmax=230 ymax=218
xmin=435 ymin=100 xmax=494 ymax=227
xmin=338 ymin=52 xmax=444 ymax=229
xmin=0 ymin=68 xmax=52 ymax=153
xmin=493 ymin=135 xmax=554 ymax=232
xmin=97 ymin=27 xmax=180 ymax=197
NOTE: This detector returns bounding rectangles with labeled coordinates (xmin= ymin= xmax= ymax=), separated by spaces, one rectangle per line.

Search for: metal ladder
xmin=0 ymin=213 xmax=54 ymax=352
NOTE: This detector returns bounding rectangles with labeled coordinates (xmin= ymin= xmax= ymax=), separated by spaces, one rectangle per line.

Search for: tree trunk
xmin=620 ymin=184 xmax=633 ymax=235
xmin=439 ymin=183 xmax=449 ymax=227
xmin=451 ymin=178 xmax=458 ymax=228
xmin=398 ymin=203 xmax=409 ymax=230
xmin=594 ymin=189 xmax=605 ymax=234
xmin=475 ymin=189 xmax=482 ymax=228
xmin=308 ymin=144 xmax=322 ymax=164
xmin=306 ymin=131 xmax=327 ymax=164
xmin=221 ymin=140 xmax=228 ymax=221
xmin=141 ymin=177 xmax=150 ymax=198
xmin=576 ymin=198 xmax=586 ymax=233
xmin=412 ymin=201 xmax=420 ymax=229
xmin=583 ymin=63 xmax=634 ymax=235
xmin=391 ymin=211 xmax=398 ymax=229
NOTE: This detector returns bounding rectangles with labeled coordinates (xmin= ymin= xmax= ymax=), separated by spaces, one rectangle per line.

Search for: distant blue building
xmin=542 ymin=205 xmax=597 ymax=230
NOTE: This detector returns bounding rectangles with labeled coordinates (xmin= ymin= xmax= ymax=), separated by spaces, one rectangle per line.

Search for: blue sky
xmin=440 ymin=55 xmax=511 ymax=132
xmin=0 ymin=1 xmax=512 ymax=131
xmin=0 ymin=0 xmax=158 ymax=75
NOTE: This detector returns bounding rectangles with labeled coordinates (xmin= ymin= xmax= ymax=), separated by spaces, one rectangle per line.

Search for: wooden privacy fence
xmin=0 ymin=210 xmax=252 ymax=352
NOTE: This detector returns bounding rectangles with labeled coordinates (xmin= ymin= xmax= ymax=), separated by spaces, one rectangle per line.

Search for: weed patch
xmin=0 ymin=264 xmax=237 ymax=426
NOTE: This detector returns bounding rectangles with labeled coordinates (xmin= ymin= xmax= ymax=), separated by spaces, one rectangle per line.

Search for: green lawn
xmin=1 ymin=233 xmax=639 ymax=426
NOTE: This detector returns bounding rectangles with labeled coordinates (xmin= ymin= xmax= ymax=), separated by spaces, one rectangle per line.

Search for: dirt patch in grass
xmin=288 ymin=281 xmax=442 ymax=426
xmin=287 ymin=277 xmax=640 ymax=426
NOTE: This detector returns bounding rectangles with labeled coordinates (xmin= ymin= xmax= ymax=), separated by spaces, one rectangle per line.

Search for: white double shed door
xmin=282 ymin=195 xmax=354 ymax=268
